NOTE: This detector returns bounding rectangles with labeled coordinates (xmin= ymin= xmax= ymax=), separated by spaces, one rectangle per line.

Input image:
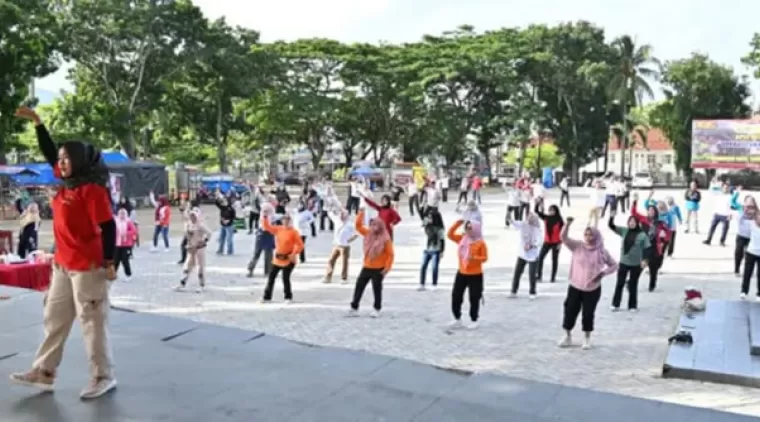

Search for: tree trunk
xmin=216 ymin=97 xmax=228 ymax=173
xmin=0 ymin=136 xmax=6 ymax=165
xmin=619 ymin=102 xmax=627 ymax=177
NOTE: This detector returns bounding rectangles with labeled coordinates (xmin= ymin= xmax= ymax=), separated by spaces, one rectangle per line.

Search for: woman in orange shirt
xmin=261 ymin=213 xmax=304 ymax=303
xmin=447 ymin=219 xmax=488 ymax=329
xmin=349 ymin=210 xmax=394 ymax=317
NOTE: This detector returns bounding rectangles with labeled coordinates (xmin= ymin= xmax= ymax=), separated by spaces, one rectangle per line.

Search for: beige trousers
xmin=325 ymin=246 xmax=350 ymax=281
xmin=587 ymin=207 xmax=601 ymax=228
xmin=184 ymin=248 xmax=206 ymax=283
xmin=33 ymin=264 xmax=113 ymax=379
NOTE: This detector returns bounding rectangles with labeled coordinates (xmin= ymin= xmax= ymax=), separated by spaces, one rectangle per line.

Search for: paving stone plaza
xmin=98 ymin=188 xmax=760 ymax=417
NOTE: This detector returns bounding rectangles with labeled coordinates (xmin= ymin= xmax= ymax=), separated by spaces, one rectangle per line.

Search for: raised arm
xmin=149 ymin=191 xmax=158 ymax=208
xmin=362 ymin=195 xmax=381 ymax=211
xmin=607 ymin=215 xmax=624 ymax=236
xmin=15 ymin=107 xmax=57 ymax=166
xmin=261 ymin=215 xmax=281 ymax=234
xmin=630 ymin=200 xmax=648 ymax=225
xmin=534 ymin=201 xmax=548 ymax=220
xmin=447 ymin=220 xmax=464 ymax=242
xmin=355 ymin=210 xmax=369 ymax=236
xmin=560 ymin=218 xmax=581 ymax=251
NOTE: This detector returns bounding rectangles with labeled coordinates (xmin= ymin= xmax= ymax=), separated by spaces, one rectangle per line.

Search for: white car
xmin=631 ymin=172 xmax=654 ymax=189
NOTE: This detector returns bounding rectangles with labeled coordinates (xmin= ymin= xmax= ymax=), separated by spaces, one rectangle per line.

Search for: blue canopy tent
xmin=0 ymin=165 xmax=39 ymax=176
xmin=12 ymin=151 xmax=130 ymax=186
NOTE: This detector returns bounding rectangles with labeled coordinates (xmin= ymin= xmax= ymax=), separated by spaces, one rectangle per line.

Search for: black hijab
xmin=623 ymin=216 xmax=641 ymax=254
xmin=381 ymin=194 xmax=392 ymax=209
xmin=118 ymin=196 xmax=133 ymax=213
xmin=60 ymin=141 xmax=109 ymax=189
xmin=544 ymin=205 xmax=564 ymax=234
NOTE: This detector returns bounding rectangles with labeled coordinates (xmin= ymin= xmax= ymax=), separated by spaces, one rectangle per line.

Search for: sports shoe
xmin=448 ymin=319 xmax=463 ymax=329
xmin=610 ymin=306 xmax=620 ymax=312
xmin=370 ymin=310 xmax=380 ymax=318
xmin=581 ymin=338 xmax=592 ymax=350
xmin=346 ymin=308 xmax=359 ymax=317
xmin=9 ymin=368 xmax=55 ymax=392
xmin=80 ymin=377 xmax=117 ymax=400
xmin=322 ymin=278 xmax=332 ymax=284
xmin=557 ymin=335 xmax=572 ymax=348
xmin=468 ymin=321 xmax=479 ymax=330
xmin=417 ymin=285 xmax=426 ymax=292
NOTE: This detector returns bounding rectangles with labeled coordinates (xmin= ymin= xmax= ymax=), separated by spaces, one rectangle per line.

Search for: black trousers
xmin=560 ymin=190 xmax=570 ymax=207
xmin=248 ymin=212 xmax=260 ymax=233
xmin=457 ymin=191 xmax=468 ymax=204
xmin=617 ymin=195 xmax=628 ymax=213
xmin=347 ymin=197 xmax=360 ymax=214
xmin=518 ymin=202 xmax=530 ymax=220
xmin=648 ymin=252 xmax=664 ymax=291
xmin=409 ymin=194 xmax=420 ymax=216
xmin=264 ymin=263 xmax=295 ymax=300
xmin=320 ymin=211 xmax=334 ymax=231
xmin=537 ymin=243 xmax=560 ymax=282
xmin=451 ymin=272 xmax=483 ymax=321
xmin=563 ymin=285 xmax=601 ymax=332
xmin=666 ymin=231 xmax=677 ymax=257
xmin=299 ymin=236 xmax=307 ymax=263
xmin=179 ymin=236 xmax=188 ymax=264
xmin=505 ymin=206 xmax=520 ymax=226
xmin=612 ymin=264 xmax=642 ymax=309
xmin=742 ymin=251 xmax=760 ymax=295
xmin=247 ymin=246 xmax=273 ymax=276
xmin=441 ymin=188 xmax=449 ymax=202
xmin=16 ymin=232 xmax=37 ymax=259
xmin=512 ymin=257 xmax=537 ymax=294
xmin=350 ymin=267 xmax=384 ymax=311
xmin=735 ymin=235 xmax=750 ymax=274
xmin=114 ymin=246 xmax=133 ymax=277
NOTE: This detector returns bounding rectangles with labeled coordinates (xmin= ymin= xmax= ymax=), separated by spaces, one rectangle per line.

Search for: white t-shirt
xmin=747 ymin=222 xmax=760 ymax=256
xmin=408 ymin=183 xmax=419 ymax=196
xmin=350 ymin=182 xmax=361 ymax=198
xmin=514 ymin=222 xmax=544 ymax=262
xmin=604 ymin=181 xmax=616 ymax=196
xmin=440 ymin=177 xmax=450 ymax=189
xmin=714 ymin=192 xmax=733 ymax=216
xmin=559 ymin=179 xmax=568 ymax=191
xmin=588 ymin=187 xmax=605 ymax=207
xmin=532 ymin=183 xmax=545 ymax=199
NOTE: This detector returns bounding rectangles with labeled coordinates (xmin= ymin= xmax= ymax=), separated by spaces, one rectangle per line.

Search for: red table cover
xmin=0 ymin=262 xmax=52 ymax=291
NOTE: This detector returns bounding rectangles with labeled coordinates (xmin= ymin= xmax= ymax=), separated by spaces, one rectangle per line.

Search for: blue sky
xmin=38 ymin=0 xmax=760 ymax=107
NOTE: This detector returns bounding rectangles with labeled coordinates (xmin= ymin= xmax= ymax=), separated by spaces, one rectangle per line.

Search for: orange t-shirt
xmin=355 ymin=211 xmax=394 ymax=273
xmin=51 ymin=165 xmax=114 ymax=271
xmin=447 ymin=220 xmax=488 ymax=275
xmin=262 ymin=216 xmax=304 ymax=267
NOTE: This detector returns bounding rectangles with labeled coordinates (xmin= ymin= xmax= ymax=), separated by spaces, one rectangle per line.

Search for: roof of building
xmin=608 ymin=128 xmax=673 ymax=152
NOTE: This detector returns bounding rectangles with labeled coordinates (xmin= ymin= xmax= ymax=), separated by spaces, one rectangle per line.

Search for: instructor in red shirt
xmin=10 ymin=107 xmax=118 ymax=400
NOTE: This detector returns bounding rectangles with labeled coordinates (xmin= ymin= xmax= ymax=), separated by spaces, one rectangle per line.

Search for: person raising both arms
xmin=10 ymin=106 xmax=118 ymax=399
xmin=358 ymin=191 xmax=401 ymax=240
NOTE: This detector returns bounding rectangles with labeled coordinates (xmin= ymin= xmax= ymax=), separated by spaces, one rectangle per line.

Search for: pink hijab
xmin=458 ymin=220 xmax=483 ymax=263
xmin=364 ymin=218 xmax=390 ymax=259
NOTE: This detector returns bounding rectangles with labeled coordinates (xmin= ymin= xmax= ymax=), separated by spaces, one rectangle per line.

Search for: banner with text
xmin=692 ymin=119 xmax=760 ymax=169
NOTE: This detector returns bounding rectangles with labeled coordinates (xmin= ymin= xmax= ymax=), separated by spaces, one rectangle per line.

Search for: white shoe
xmin=417 ymin=285 xmax=426 ymax=292
xmin=629 ymin=308 xmax=639 ymax=313
xmin=741 ymin=293 xmax=748 ymax=300
xmin=196 ymin=286 xmax=204 ymax=293
xmin=164 ymin=248 xmax=170 ymax=253
xmin=285 ymin=299 xmax=293 ymax=305
xmin=468 ymin=321 xmax=479 ymax=330
xmin=322 ymin=278 xmax=332 ymax=284
xmin=341 ymin=279 xmax=348 ymax=284
xmin=259 ymin=298 xmax=271 ymax=304
xmin=346 ymin=308 xmax=359 ymax=317
xmin=610 ymin=306 xmax=620 ymax=312
xmin=448 ymin=319 xmax=464 ymax=329
xmin=508 ymin=292 xmax=517 ymax=299
xmin=558 ymin=335 xmax=572 ymax=348
xmin=149 ymin=247 xmax=157 ymax=252
xmin=430 ymin=285 xmax=438 ymax=292
xmin=173 ymin=284 xmax=185 ymax=292
xmin=582 ymin=338 xmax=592 ymax=350
xmin=124 ymin=276 xmax=131 ymax=283
xmin=529 ymin=294 xmax=537 ymax=301
xmin=370 ymin=310 xmax=380 ymax=318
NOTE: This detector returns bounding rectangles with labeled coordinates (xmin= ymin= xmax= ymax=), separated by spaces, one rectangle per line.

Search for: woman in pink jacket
xmin=114 ymin=208 xmax=137 ymax=281
xmin=558 ymin=217 xmax=618 ymax=350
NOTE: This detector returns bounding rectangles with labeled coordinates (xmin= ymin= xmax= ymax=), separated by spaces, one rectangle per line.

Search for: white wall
xmin=581 ymin=150 xmax=678 ymax=175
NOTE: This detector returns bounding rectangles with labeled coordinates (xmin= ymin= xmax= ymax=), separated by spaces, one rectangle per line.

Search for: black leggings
xmin=451 ymin=272 xmax=484 ymax=322
xmin=537 ymin=243 xmax=560 ymax=282
xmin=505 ymin=206 xmax=519 ymax=226
xmin=612 ymin=264 xmax=642 ymax=309
xmin=248 ymin=212 xmax=260 ymax=232
xmin=666 ymin=231 xmax=677 ymax=257
xmin=735 ymin=235 xmax=750 ymax=274
xmin=351 ymin=267 xmax=384 ymax=311
xmin=563 ymin=285 xmax=601 ymax=332
xmin=263 ymin=263 xmax=295 ymax=300
xmin=742 ymin=251 xmax=760 ymax=296
xmin=114 ymin=246 xmax=133 ymax=277
xmin=179 ymin=236 xmax=188 ymax=264
xmin=648 ymin=252 xmax=664 ymax=291
xmin=457 ymin=191 xmax=468 ymax=204
xmin=320 ymin=211 xmax=334 ymax=231
xmin=560 ymin=190 xmax=570 ymax=207
xmin=512 ymin=257 xmax=537 ymax=294
xmin=299 ymin=236 xmax=307 ymax=263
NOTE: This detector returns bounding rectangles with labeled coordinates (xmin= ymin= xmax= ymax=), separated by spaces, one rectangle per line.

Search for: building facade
xmin=582 ymin=128 xmax=678 ymax=177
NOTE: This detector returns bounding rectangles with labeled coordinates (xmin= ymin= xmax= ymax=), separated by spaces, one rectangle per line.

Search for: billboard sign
xmin=692 ymin=119 xmax=760 ymax=169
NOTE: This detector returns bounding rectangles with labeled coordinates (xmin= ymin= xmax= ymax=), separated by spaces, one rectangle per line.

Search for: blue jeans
xmin=153 ymin=225 xmax=169 ymax=248
xmin=217 ymin=225 xmax=235 ymax=255
xmin=705 ymin=214 xmax=730 ymax=245
xmin=420 ymin=250 xmax=441 ymax=286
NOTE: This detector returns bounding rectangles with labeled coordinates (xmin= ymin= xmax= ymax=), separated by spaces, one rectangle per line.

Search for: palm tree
xmin=608 ymin=35 xmax=661 ymax=176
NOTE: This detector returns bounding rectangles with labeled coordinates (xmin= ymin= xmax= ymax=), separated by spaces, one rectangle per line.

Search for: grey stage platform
xmin=0 ymin=286 xmax=753 ymax=422
xmin=663 ymin=299 xmax=760 ymax=388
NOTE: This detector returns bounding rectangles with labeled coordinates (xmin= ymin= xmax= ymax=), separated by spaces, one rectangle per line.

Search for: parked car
xmin=631 ymin=171 xmax=654 ymax=189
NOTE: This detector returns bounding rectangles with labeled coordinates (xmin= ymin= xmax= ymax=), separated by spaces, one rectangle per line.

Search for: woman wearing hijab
xmin=446 ymin=218 xmax=488 ymax=329
xmin=360 ymin=192 xmax=402 ymax=240
xmin=507 ymin=212 xmax=543 ymax=299
xmin=664 ymin=197 xmax=683 ymax=258
xmin=261 ymin=212 xmax=304 ymax=303
xmin=735 ymin=196 xmax=756 ymax=277
xmin=149 ymin=191 xmax=171 ymax=252
xmin=17 ymin=202 xmax=41 ymax=259
xmin=215 ymin=191 xmax=236 ymax=255
xmin=118 ymin=196 xmax=139 ymax=247
xmin=11 ymin=106 xmax=118 ymax=399
xmin=631 ymin=193 xmax=671 ymax=292
xmin=348 ymin=210 xmax=394 ymax=317
xmin=114 ymin=208 xmax=137 ymax=281
xmin=741 ymin=198 xmax=760 ymax=299
xmin=175 ymin=209 xmax=212 ymax=293
xmin=419 ymin=209 xmax=445 ymax=291
xmin=559 ymin=217 xmax=617 ymax=350
xmin=684 ymin=181 xmax=701 ymax=233
xmin=608 ymin=211 xmax=650 ymax=311
xmin=534 ymin=201 xmax=564 ymax=283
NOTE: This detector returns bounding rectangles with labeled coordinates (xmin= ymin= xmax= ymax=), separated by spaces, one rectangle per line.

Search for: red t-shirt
xmin=52 ymin=165 xmax=114 ymax=270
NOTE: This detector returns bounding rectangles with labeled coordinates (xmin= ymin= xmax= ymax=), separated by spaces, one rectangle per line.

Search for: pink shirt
xmin=561 ymin=236 xmax=618 ymax=292
xmin=115 ymin=219 xmax=137 ymax=247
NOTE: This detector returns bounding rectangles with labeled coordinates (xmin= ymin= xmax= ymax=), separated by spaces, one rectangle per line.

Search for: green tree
xmin=650 ymin=53 xmax=750 ymax=176
xmin=0 ymin=0 xmax=62 ymax=163
xmin=56 ymin=0 xmax=207 ymax=157
xmin=505 ymin=143 xmax=563 ymax=174
xmin=607 ymin=35 xmax=661 ymax=176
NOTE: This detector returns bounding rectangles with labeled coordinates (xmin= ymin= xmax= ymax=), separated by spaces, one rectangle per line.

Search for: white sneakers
xmin=370 ymin=310 xmax=380 ymax=318
xmin=417 ymin=285 xmax=426 ymax=292
xmin=610 ymin=306 xmax=620 ymax=312
xmin=741 ymin=293 xmax=748 ymax=300
xmin=346 ymin=308 xmax=380 ymax=318
xmin=447 ymin=319 xmax=478 ymax=330
xmin=558 ymin=333 xmax=592 ymax=350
